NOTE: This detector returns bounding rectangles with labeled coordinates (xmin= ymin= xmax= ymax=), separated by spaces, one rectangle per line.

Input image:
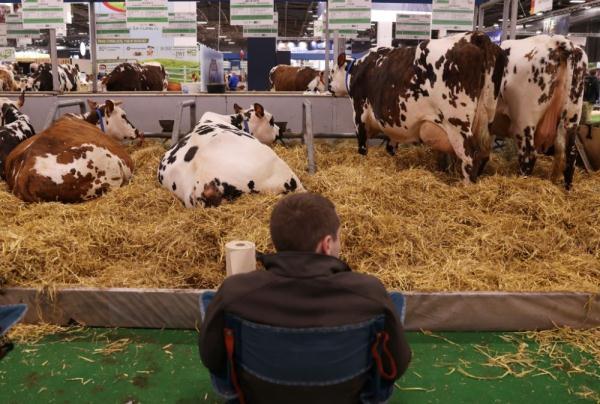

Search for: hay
xmin=0 ymin=139 xmax=598 ymax=292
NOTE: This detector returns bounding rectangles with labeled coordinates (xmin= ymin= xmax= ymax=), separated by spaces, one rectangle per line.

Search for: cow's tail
xmin=534 ymin=44 xmax=572 ymax=153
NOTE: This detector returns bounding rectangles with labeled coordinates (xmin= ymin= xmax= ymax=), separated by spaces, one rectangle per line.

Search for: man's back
xmin=199 ymin=252 xmax=411 ymax=404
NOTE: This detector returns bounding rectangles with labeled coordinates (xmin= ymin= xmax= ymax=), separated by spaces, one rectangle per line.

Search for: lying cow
xmin=5 ymin=117 xmax=134 ymax=203
xmin=102 ymin=62 xmax=168 ymax=91
xmin=198 ymin=103 xmax=280 ymax=145
xmin=490 ymin=35 xmax=587 ymax=189
xmin=0 ymin=66 xmax=19 ymax=91
xmin=26 ymin=63 xmax=81 ymax=92
xmin=157 ymin=112 xmax=304 ymax=208
xmin=66 ymin=99 xmax=142 ymax=141
xmin=0 ymin=92 xmax=35 ymax=177
xmin=329 ymin=32 xmax=506 ymax=183
xmin=269 ymin=65 xmax=326 ymax=92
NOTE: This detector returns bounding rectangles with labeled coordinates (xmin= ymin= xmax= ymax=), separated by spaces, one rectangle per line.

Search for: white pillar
xmin=377 ymin=21 xmax=393 ymax=48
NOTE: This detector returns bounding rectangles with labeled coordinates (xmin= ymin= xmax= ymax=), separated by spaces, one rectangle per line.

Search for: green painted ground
xmin=0 ymin=328 xmax=598 ymax=403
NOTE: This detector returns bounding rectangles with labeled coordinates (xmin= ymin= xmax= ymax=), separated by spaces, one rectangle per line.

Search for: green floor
xmin=0 ymin=328 xmax=598 ymax=403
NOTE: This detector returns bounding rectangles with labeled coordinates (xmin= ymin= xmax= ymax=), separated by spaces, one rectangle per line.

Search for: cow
xmin=102 ymin=62 xmax=168 ymax=92
xmin=25 ymin=63 xmax=81 ymax=92
xmin=490 ymin=35 xmax=588 ymax=190
xmin=198 ymin=103 xmax=280 ymax=145
xmin=4 ymin=116 xmax=134 ymax=203
xmin=269 ymin=65 xmax=326 ymax=92
xmin=0 ymin=92 xmax=35 ymax=178
xmin=66 ymin=99 xmax=142 ymax=141
xmin=329 ymin=32 xmax=507 ymax=184
xmin=0 ymin=66 xmax=20 ymax=91
xmin=157 ymin=112 xmax=304 ymax=208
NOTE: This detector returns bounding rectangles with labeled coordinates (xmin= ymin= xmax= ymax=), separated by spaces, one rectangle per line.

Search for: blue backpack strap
xmin=243 ymin=119 xmax=250 ymax=133
xmin=96 ymin=108 xmax=105 ymax=133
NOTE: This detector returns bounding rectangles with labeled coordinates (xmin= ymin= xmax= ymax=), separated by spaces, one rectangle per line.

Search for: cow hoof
xmin=358 ymin=147 xmax=368 ymax=156
xmin=385 ymin=144 xmax=396 ymax=156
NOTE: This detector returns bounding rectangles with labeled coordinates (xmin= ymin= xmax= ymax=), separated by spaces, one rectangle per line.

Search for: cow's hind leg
xmin=551 ymin=125 xmax=566 ymax=184
xmin=516 ymin=126 xmax=537 ymax=176
xmin=356 ymin=122 xmax=369 ymax=155
xmin=563 ymin=127 xmax=578 ymax=190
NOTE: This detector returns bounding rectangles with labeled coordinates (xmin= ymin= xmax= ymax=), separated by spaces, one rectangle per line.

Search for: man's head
xmin=270 ymin=193 xmax=341 ymax=257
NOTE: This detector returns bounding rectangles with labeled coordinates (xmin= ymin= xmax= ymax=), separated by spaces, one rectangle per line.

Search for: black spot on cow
xmin=569 ymin=114 xmax=578 ymax=124
xmin=221 ymin=182 xmax=243 ymax=201
xmin=165 ymin=134 xmax=191 ymax=165
xmin=172 ymin=182 xmax=177 ymax=191
xmin=284 ymin=178 xmax=298 ymax=193
xmin=230 ymin=114 xmax=244 ymax=129
xmin=194 ymin=125 xmax=215 ymax=135
xmin=247 ymin=180 xmax=259 ymax=194
xmin=448 ymin=117 xmax=470 ymax=133
xmin=184 ymin=146 xmax=198 ymax=162
xmin=513 ymin=65 xmax=517 ymax=75
xmin=269 ymin=116 xmax=275 ymax=127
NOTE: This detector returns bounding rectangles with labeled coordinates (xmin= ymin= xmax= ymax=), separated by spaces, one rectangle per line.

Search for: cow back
xmin=5 ymin=117 xmax=134 ymax=203
xmin=270 ymin=65 xmax=319 ymax=91
xmin=142 ymin=65 xmax=167 ymax=91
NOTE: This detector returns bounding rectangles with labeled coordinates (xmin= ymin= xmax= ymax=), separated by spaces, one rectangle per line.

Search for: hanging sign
xmin=0 ymin=47 xmax=15 ymax=61
xmin=243 ymin=11 xmax=277 ymax=38
xmin=530 ymin=0 xmax=552 ymax=15
xmin=230 ymin=0 xmax=274 ymax=26
xmin=314 ymin=19 xmax=358 ymax=38
xmin=96 ymin=12 xmax=130 ymax=38
xmin=431 ymin=0 xmax=474 ymax=31
xmin=395 ymin=14 xmax=431 ymax=40
xmin=6 ymin=13 xmax=40 ymax=39
xmin=21 ymin=0 xmax=66 ymax=30
xmin=328 ymin=0 xmax=371 ymax=31
xmin=162 ymin=12 xmax=197 ymax=37
xmin=0 ymin=24 xmax=7 ymax=46
xmin=125 ymin=0 xmax=169 ymax=27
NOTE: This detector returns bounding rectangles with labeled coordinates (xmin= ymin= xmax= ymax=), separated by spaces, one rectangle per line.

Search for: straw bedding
xmin=0 ymin=139 xmax=598 ymax=292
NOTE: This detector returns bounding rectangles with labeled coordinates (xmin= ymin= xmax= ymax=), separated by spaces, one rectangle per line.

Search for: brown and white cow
xmin=5 ymin=117 xmax=134 ymax=203
xmin=102 ymin=62 xmax=168 ymax=91
xmin=0 ymin=66 xmax=20 ymax=91
xmin=329 ymin=32 xmax=506 ymax=183
xmin=269 ymin=65 xmax=326 ymax=93
xmin=490 ymin=35 xmax=587 ymax=189
xmin=66 ymin=99 xmax=142 ymax=141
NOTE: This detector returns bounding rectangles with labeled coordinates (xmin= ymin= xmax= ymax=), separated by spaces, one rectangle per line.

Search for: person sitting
xmin=199 ymin=192 xmax=411 ymax=403
xmin=228 ymin=73 xmax=240 ymax=91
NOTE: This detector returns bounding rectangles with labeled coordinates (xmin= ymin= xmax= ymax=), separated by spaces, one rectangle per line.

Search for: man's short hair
xmin=270 ymin=193 xmax=340 ymax=252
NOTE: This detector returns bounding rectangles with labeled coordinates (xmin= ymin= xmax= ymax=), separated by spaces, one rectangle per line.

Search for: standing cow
xmin=269 ymin=65 xmax=326 ymax=92
xmin=490 ymin=35 xmax=587 ymax=189
xmin=26 ymin=63 xmax=81 ymax=92
xmin=329 ymin=32 xmax=506 ymax=183
xmin=157 ymin=111 xmax=304 ymax=208
xmin=102 ymin=62 xmax=168 ymax=91
xmin=0 ymin=92 xmax=35 ymax=177
xmin=0 ymin=66 xmax=20 ymax=91
xmin=4 ymin=111 xmax=140 ymax=203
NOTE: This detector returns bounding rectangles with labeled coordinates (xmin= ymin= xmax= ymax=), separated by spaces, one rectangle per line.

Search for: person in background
xmin=199 ymin=192 xmax=411 ymax=404
xmin=584 ymin=69 xmax=599 ymax=105
xmin=228 ymin=72 xmax=239 ymax=91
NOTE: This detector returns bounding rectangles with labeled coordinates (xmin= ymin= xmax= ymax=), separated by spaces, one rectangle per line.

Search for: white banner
xmin=0 ymin=46 xmax=15 ymax=61
xmin=230 ymin=0 xmax=274 ymax=26
xmin=314 ymin=19 xmax=358 ymax=38
xmin=96 ymin=13 xmax=130 ymax=38
xmin=6 ymin=13 xmax=41 ymax=39
xmin=22 ymin=0 xmax=66 ymax=30
xmin=162 ymin=12 xmax=197 ymax=38
xmin=328 ymin=0 xmax=371 ymax=31
xmin=431 ymin=0 xmax=474 ymax=31
xmin=126 ymin=0 xmax=169 ymax=27
xmin=243 ymin=12 xmax=277 ymax=38
xmin=396 ymin=14 xmax=431 ymax=40
xmin=0 ymin=23 xmax=7 ymax=46
xmin=530 ymin=0 xmax=552 ymax=15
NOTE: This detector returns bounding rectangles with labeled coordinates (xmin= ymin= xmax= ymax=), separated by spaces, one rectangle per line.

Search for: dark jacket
xmin=199 ymin=252 xmax=412 ymax=404
xmin=584 ymin=74 xmax=600 ymax=103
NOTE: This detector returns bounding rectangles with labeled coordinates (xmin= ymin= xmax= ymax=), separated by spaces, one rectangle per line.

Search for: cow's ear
xmin=113 ymin=100 xmax=123 ymax=106
xmin=105 ymin=100 xmax=115 ymax=116
xmin=87 ymin=99 xmax=98 ymax=110
xmin=233 ymin=103 xmax=243 ymax=114
xmin=254 ymin=103 xmax=265 ymax=118
xmin=337 ymin=53 xmax=346 ymax=68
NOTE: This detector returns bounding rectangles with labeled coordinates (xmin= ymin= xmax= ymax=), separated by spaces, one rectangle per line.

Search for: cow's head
xmin=329 ymin=53 xmax=351 ymax=97
xmin=307 ymin=71 xmax=326 ymax=92
xmin=233 ymin=103 xmax=279 ymax=144
xmin=87 ymin=99 xmax=142 ymax=141
xmin=0 ymin=91 xmax=25 ymax=126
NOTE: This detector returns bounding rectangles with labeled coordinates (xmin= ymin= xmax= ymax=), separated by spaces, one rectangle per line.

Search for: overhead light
xmin=569 ymin=0 xmax=585 ymax=3
xmin=493 ymin=23 xmax=499 ymax=28
xmin=536 ymin=12 xmax=543 ymax=15
xmin=205 ymin=27 xmax=216 ymax=30
xmin=498 ymin=18 xmax=503 ymax=21
xmin=583 ymin=5 xmax=592 ymax=8
xmin=218 ymin=35 xmax=227 ymax=38
xmin=197 ymin=21 xmax=208 ymax=25
xmin=536 ymin=30 xmax=542 ymax=34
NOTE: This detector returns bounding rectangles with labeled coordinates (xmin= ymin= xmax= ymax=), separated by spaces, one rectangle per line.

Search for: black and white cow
xmin=198 ymin=103 xmax=280 ymax=145
xmin=490 ymin=35 xmax=587 ymax=189
xmin=0 ymin=92 xmax=35 ymax=178
xmin=329 ymin=32 xmax=506 ymax=183
xmin=26 ymin=63 xmax=81 ymax=92
xmin=157 ymin=112 xmax=304 ymax=208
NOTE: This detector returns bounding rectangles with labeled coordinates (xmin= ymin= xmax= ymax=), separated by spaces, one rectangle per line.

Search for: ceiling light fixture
xmin=569 ymin=0 xmax=585 ymax=3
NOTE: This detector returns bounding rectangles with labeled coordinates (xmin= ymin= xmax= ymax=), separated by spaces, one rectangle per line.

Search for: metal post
xmin=500 ymin=0 xmax=510 ymax=42
xmin=49 ymin=28 xmax=60 ymax=92
xmin=333 ymin=30 xmax=340 ymax=62
xmin=478 ymin=6 xmax=484 ymax=31
xmin=473 ymin=6 xmax=478 ymax=31
xmin=324 ymin=5 xmax=330 ymax=91
xmin=302 ymin=100 xmax=316 ymax=174
xmin=89 ymin=1 xmax=98 ymax=93
xmin=509 ymin=0 xmax=518 ymax=39
xmin=217 ymin=0 xmax=221 ymax=51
